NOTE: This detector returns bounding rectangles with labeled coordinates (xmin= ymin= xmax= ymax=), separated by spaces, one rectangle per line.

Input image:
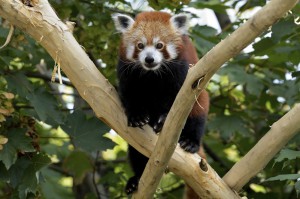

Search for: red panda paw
xmin=128 ymin=114 xmax=150 ymax=128
xmin=179 ymin=137 xmax=200 ymax=153
xmin=125 ymin=176 xmax=139 ymax=195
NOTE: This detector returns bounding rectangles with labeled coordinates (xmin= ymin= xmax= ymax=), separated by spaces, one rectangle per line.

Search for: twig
xmin=0 ymin=24 xmax=14 ymax=49
xmin=25 ymin=71 xmax=73 ymax=86
xmin=93 ymin=151 xmax=101 ymax=199
xmin=203 ymin=142 xmax=229 ymax=171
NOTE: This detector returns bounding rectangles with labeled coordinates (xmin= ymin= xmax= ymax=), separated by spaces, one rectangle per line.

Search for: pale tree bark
xmin=0 ymin=0 xmax=298 ymax=199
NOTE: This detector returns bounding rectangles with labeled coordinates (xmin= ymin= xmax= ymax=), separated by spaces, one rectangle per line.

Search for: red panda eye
xmin=137 ymin=43 xmax=144 ymax=50
xmin=156 ymin=42 xmax=164 ymax=50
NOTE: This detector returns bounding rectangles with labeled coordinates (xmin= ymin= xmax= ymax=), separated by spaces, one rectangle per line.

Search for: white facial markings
xmin=126 ymin=44 xmax=135 ymax=61
xmin=153 ymin=37 xmax=160 ymax=44
xmin=139 ymin=46 xmax=163 ymax=71
xmin=166 ymin=43 xmax=178 ymax=60
xmin=141 ymin=37 xmax=147 ymax=44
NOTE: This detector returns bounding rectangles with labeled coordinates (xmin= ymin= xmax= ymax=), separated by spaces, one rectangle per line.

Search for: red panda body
xmin=112 ymin=11 xmax=209 ymax=195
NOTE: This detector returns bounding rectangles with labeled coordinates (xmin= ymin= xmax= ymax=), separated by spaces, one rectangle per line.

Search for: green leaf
xmin=6 ymin=73 xmax=33 ymax=98
xmin=271 ymin=20 xmax=296 ymax=42
xmin=193 ymin=25 xmax=218 ymax=38
xmin=275 ymin=149 xmax=300 ymax=163
xmin=292 ymin=71 xmax=300 ymax=78
xmin=0 ymin=161 xmax=9 ymax=181
xmin=8 ymin=157 xmax=32 ymax=188
xmin=8 ymin=154 xmax=50 ymax=199
xmin=40 ymin=168 xmax=74 ymax=199
xmin=219 ymin=64 xmax=264 ymax=96
xmin=61 ymin=111 xmax=114 ymax=152
xmin=27 ymin=88 xmax=63 ymax=125
xmin=296 ymin=180 xmax=300 ymax=193
xmin=62 ymin=150 xmax=93 ymax=184
xmin=245 ymin=74 xmax=264 ymax=96
xmin=194 ymin=33 xmax=216 ymax=55
xmin=265 ymin=174 xmax=300 ymax=182
xmin=0 ymin=128 xmax=35 ymax=169
xmin=0 ymin=55 xmax=11 ymax=66
xmin=31 ymin=153 xmax=51 ymax=171
xmin=190 ymin=0 xmax=229 ymax=13
xmin=18 ymin=167 xmax=38 ymax=199
xmin=208 ymin=115 xmax=249 ymax=140
xmin=252 ymin=37 xmax=275 ymax=55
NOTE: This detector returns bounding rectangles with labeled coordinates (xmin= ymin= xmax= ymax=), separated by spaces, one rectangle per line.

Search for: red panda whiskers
xmin=160 ymin=62 xmax=175 ymax=78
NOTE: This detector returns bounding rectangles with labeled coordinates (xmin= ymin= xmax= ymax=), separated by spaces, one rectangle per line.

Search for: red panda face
xmin=112 ymin=12 xmax=189 ymax=71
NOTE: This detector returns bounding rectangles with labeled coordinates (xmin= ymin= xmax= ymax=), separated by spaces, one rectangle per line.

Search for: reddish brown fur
xmin=119 ymin=12 xmax=183 ymax=60
xmin=181 ymin=36 xmax=209 ymax=118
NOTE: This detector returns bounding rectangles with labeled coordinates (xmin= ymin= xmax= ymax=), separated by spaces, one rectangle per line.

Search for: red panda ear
xmin=170 ymin=14 xmax=189 ymax=35
xmin=112 ymin=13 xmax=135 ymax=33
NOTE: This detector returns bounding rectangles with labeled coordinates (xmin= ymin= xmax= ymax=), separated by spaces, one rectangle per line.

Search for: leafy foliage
xmin=0 ymin=0 xmax=299 ymax=198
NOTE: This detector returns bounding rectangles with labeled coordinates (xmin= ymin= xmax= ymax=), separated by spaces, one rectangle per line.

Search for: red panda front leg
xmin=125 ymin=145 xmax=148 ymax=194
xmin=119 ymin=92 xmax=150 ymax=128
xmin=179 ymin=115 xmax=206 ymax=153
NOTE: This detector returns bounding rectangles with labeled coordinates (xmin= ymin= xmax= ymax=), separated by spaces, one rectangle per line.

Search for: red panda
xmin=112 ymin=11 xmax=209 ymax=195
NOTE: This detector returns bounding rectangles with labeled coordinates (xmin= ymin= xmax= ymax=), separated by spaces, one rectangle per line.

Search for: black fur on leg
xmin=126 ymin=145 xmax=149 ymax=194
xmin=179 ymin=116 xmax=206 ymax=153
xmin=125 ymin=175 xmax=140 ymax=195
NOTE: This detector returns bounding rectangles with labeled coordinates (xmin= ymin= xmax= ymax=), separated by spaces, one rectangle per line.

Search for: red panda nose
xmin=145 ymin=56 xmax=154 ymax=64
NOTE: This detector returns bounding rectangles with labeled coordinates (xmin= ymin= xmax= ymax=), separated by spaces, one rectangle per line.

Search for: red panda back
xmin=181 ymin=35 xmax=210 ymax=117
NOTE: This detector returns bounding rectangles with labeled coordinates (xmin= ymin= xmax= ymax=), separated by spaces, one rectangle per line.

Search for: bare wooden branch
xmin=134 ymin=0 xmax=299 ymax=198
xmin=223 ymin=103 xmax=300 ymax=191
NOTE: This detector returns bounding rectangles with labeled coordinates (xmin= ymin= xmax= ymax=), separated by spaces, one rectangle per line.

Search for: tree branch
xmin=223 ymin=103 xmax=300 ymax=191
xmin=133 ymin=0 xmax=299 ymax=198
xmin=0 ymin=0 xmax=298 ymax=198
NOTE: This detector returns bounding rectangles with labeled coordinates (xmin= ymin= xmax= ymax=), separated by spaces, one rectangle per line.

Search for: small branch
xmin=214 ymin=11 xmax=232 ymax=31
xmin=203 ymin=142 xmax=229 ymax=171
xmin=223 ymin=103 xmax=300 ymax=191
xmin=49 ymin=163 xmax=71 ymax=176
xmin=25 ymin=71 xmax=73 ymax=86
xmin=0 ymin=25 xmax=14 ymax=49
xmin=133 ymin=0 xmax=299 ymax=198
xmin=93 ymin=151 xmax=101 ymax=199
xmin=39 ymin=136 xmax=70 ymax=139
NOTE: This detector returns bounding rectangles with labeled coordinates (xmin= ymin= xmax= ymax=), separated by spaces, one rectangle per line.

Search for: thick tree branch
xmin=0 ymin=0 xmax=298 ymax=198
xmin=223 ymin=103 xmax=300 ymax=191
xmin=134 ymin=0 xmax=299 ymax=198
